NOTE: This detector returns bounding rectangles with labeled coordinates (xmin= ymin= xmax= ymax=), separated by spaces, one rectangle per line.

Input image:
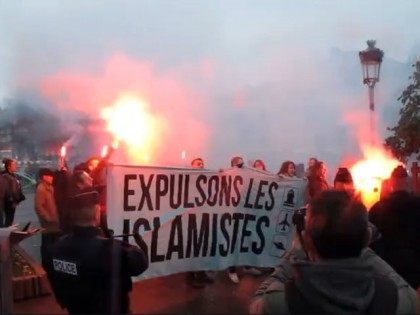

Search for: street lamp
xmin=359 ymin=40 xmax=384 ymax=143
xmin=359 ymin=40 xmax=384 ymax=111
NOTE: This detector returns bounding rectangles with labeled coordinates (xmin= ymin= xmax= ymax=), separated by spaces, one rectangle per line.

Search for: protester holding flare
xmin=54 ymin=146 xmax=72 ymax=233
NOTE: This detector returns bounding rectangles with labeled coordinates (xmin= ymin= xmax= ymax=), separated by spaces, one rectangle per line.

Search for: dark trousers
xmin=4 ymin=207 xmax=16 ymax=227
xmin=0 ymin=209 xmax=4 ymax=227
xmin=41 ymin=232 xmax=61 ymax=271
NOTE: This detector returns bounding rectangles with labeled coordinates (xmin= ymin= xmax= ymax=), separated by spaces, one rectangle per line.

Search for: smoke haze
xmin=1 ymin=1 xmax=419 ymax=175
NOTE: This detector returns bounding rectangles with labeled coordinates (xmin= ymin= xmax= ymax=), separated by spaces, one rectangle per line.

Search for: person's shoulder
xmin=36 ymin=181 xmax=47 ymax=190
xmin=2 ymin=171 xmax=11 ymax=179
xmin=51 ymin=234 xmax=73 ymax=251
xmin=250 ymin=287 xmax=288 ymax=315
xmin=110 ymin=238 xmax=136 ymax=251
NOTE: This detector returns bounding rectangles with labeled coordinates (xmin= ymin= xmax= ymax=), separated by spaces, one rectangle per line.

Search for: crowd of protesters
xmin=1 ymin=153 xmax=419 ymax=313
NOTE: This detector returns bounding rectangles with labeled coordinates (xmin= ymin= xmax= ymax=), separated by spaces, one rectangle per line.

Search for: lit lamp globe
xmin=359 ymin=40 xmax=384 ymax=87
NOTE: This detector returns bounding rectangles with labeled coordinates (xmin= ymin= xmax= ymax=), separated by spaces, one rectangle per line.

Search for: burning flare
xmin=350 ymin=145 xmax=400 ymax=209
xmin=60 ymin=145 xmax=67 ymax=158
xmin=101 ymin=145 xmax=109 ymax=159
xmin=100 ymin=95 xmax=164 ymax=164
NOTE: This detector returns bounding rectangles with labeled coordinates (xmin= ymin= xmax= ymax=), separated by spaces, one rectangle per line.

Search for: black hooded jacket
xmin=369 ymin=191 xmax=420 ymax=288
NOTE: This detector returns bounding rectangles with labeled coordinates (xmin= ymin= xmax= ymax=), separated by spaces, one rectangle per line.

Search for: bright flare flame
xmin=350 ymin=145 xmax=400 ymax=209
xmin=100 ymin=95 xmax=164 ymax=164
xmin=101 ymin=145 xmax=109 ymax=159
xmin=60 ymin=145 xmax=67 ymax=158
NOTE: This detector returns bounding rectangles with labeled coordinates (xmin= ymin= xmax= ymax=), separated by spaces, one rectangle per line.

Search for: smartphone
xmin=21 ymin=222 xmax=31 ymax=232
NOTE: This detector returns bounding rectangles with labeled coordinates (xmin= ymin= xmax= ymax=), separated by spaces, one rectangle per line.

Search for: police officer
xmin=47 ymin=189 xmax=149 ymax=314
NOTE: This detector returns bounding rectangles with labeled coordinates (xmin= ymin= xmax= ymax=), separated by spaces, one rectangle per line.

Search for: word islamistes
xmin=123 ymin=212 xmax=270 ymax=263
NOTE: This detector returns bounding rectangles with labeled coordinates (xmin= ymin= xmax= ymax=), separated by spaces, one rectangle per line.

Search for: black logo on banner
xmin=270 ymin=234 xmax=288 ymax=258
xmin=276 ymin=212 xmax=291 ymax=233
xmin=282 ymin=187 xmax=298 ymax=208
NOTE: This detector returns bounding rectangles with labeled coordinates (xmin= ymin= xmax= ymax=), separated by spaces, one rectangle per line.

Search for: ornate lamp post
xmin=359 ymin=40 xmax=384 ymax=141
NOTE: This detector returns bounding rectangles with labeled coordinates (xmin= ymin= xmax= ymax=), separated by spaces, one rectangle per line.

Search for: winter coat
xmin=250 ymin=248 xmax=417 ymax=314
xmin=2 ymin=170 xmax=25 ymax=209
xmin=369 ymin=190 xmax=420 ymax=289
xmin=35 ymin=180 xmax=59 ymax=233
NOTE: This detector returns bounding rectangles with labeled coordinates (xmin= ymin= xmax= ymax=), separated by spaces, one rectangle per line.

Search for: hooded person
xmin=369 ymin=166 xmax=420 ymax=289
xmin=250 ymin=190 xmax=417 ymax=314
xmin=333 ymin=167 xmax=357 ymax=198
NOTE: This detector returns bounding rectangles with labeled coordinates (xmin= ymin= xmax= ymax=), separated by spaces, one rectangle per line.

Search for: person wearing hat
xmin=369 ymin=166 xmax=420 ymax=290
xmin=2 ymin=158 xmax=25 ymax=226
xmin=35 ymin=168 xmax=61 ymax=269
xmin=47 ymin=189 xmax=149 ymax=314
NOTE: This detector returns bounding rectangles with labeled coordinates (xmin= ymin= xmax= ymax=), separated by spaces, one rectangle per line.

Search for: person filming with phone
xmin=250 ymin=190 xmax=418 ymax=314
xmin=46 ymin=189 xmax=149 ymax=314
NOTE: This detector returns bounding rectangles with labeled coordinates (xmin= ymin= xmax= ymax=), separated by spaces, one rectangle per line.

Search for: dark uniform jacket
xmin=47 ymin=226 xmax=149 ymax=314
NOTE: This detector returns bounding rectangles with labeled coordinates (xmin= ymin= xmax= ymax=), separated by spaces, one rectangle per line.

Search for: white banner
xmin=107 ymin=165 xmax=306 ymax=279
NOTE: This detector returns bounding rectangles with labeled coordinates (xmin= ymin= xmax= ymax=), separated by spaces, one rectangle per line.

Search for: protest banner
xmin=107 ymin=165 xmax=306 ymax=279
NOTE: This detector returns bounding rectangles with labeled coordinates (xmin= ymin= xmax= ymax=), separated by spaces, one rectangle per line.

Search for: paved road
xmin=14 ymin=192 xmax=42 ymax=263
